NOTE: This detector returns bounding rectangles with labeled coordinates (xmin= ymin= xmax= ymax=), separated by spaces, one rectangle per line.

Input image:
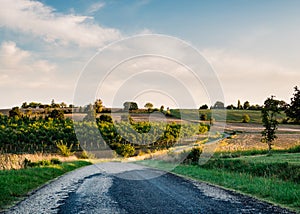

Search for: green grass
xmin=0 ymin=160 xmax=91 ymax=211
xmin=170 ymin=109 xmax=287 ymax=123
xmin=236 ymin=153 xmax=300 ymax=166
xmin=138 ymin=157 xmax=300 ymax=213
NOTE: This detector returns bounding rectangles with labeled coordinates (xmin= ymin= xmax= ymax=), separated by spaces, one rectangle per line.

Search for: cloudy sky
xmin=0 ymin=0 xmax=299 ymax=109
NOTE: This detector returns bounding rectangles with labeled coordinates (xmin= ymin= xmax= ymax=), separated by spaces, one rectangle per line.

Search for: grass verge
xmin=139 ymin=159 xmax=300 ymax=213
xmin=0 ymin=160 xmax=91 ymax=211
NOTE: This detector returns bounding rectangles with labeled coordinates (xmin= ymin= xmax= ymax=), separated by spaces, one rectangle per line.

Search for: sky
xmin=0 ymin=0 xmax=299 ymax=109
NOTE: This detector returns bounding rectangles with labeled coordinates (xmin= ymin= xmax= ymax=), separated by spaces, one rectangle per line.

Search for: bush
xmin=50 ymin=158 xmax=62 ymax=164
xmin=24 ymin=158 xmax=61 ymax=168
xmin=199 ymin=124 xmax=209 ymax=134
xmin=242 ymin=114 xmax=250 ymax=123
xmin=115 ymin=143 xmax=135 ymax=158
xmin=56 ymin=141 xmax=74 ymax=157
xmin=99 ymin=114 xmax=113 ymax=123
xmin=183 ymin=147 xmax=202 ymax=164
xmin=78 ymin=150 xmax=95 ymax=159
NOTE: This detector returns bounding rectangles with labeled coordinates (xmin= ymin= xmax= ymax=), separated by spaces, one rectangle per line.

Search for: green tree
xmin=199 ymin=104 xmax=208 ymax=109
xmin=83 ymin=104 xmax=96 ymax=121
xmin=285 ymin=86 xmax=300 ymax=123
xmin=123 ymin=101 xmax=138 ymax=111
xmin=243 ymin=101 xmax=250 ymax=110
xmin=60 ymin=102 xmax=67 ymax=108
xmin=237 ymin=100 xmax=242 ymax=109
xmin=94 ymin=99 xmax=103 ymax=113
xmin=160 ymin=105 xmax=164 ymax=112
xmin=9 ymin=107 xmax=22 ymax=118
xmin=144 ymin=102 xmax=153 ymax=111
xmin=21 ymin=102 xmax=28 ymax=109
xmin=261 ymin=96 xmax=280 ymax=154
xmin=99 ymin=114 xmax=113 ymax=123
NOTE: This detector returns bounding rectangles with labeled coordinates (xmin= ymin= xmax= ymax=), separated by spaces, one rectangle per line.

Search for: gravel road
xmin=6 ymin=162 xmax=295 ymax=214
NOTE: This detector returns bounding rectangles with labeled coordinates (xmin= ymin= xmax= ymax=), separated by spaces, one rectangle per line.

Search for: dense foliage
xmin=0 ymin=114 xmax=207 ymax=156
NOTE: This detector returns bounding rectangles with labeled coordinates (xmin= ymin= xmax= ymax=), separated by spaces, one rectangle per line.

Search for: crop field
xmin=170 ymin=109 xmax=287 ymax=123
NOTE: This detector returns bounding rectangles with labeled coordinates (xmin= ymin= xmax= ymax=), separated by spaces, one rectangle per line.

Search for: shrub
xmin=78 ymin=150 xmax=95 ymax=159
xmin=183 ymin=147 xmax=202 ymax=164
xmin=56 ymin=141 xmax=74 ymax=157
xmin=199 ymin=124 xmax=209 ymax=134
xmin=115 ymin=143 xmax=135 ymax=157
xmin=50 ymin=158 xmax=62 ymax=164
xmin=99 ymin=114 xmax=113 ymax=123
xmin=242 ymin=114 xmax=250 ymax=123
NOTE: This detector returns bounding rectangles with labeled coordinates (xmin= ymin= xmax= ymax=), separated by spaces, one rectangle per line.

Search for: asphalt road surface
xmin=7 ymin=162 xmax=294 ymax=214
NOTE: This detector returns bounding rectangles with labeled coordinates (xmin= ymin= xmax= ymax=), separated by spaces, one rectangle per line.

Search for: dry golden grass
xmin=0 ymin=153 xmax=78 ymax=170
xmin=216 ymin=133 xmax=300 ymax=152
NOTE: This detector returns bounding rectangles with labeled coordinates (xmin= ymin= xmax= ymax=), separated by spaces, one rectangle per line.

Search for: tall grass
xmin=0 ymin=160 xmax=91 ymax=211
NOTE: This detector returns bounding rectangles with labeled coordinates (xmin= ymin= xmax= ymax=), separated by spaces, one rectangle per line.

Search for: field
xmin=170 ymin=109 xmax=287 ymax=123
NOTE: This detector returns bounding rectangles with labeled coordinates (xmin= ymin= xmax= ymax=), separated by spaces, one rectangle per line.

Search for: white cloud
xmin=0 ymin=0 xmax=121 ymax=47
xmin=0 ymin=41 xmax=56 ymax=86
xmin=201 ymin=48 xmax=300 ymax=104
xmin=86 ymin=2 xmax=105 ymax=14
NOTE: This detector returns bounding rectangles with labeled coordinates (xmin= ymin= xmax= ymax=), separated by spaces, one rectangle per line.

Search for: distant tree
xmin=60 ymin=102 xmax=67 ymax=108
xmin=160 ymin=105 xmax=164 ymax=112
xmin=144 ymin=102 xmax=153 ymax=111
xmin=51 ymin=99 xmax=55 ymax=108
xmin=9 ymin=107 xmax=22 ymax=118
xmin=243 ymin=101 xmax=250 ymax=110
xmin=123 ymin=101 xmax=138 ymax=111
xmin=249 ymin=104 xmax=262 ymax=110
xmin=199 ymin=104 xmax=208 ymax=110
xmin=261 ymin=96 xmax=280 ymax=154
xmin=49 ymin=109 xmax=64 ymax=120
xmin=237 ymin=100 xmax=242 ymax=109
xmin=166 ymin=107 xmax=171 ymax=116
xmin=226 ymin=104 xmax=235 ymax=110
xmin=69 ymin=104 xmax=75 ymax=108
xmin=242 ymin=114 xmax=250 ymax=123
xmin=213 ymin=101 xmax=224 ymax=109
xmin=94 ymin=99 xmax=103 ymax=113
xmin=83 ymin=105 xmax=96 ymax=121
xmin=21 ymin=102 xmax=28 ymax=109
xmin=285 ymin=86 xmax=300 ymax=123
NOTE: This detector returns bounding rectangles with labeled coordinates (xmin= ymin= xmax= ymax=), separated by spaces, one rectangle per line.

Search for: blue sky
xmin=0 ymin=0 xmax=299 ymax=108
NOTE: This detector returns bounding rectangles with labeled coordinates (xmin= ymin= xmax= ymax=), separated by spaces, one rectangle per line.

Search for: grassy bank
xmin=138 ymin=153 xmax=300 ymax=213
xmin=0 ymin=160 xmax=91 ymax=211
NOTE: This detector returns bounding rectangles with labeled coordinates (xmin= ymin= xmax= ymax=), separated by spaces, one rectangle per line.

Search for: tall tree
xmin=243 ymin=101 xmax=250 ymax=110
xmin=237 ymin=100 xmax=242 ymax=109
xmin=160 ymin=105 xmax=164 ymax=112
xmin=261 ymin=96 xmax=280 ymax=154
xmin=94 ymin=99 xmax=103 ymax=113
xmin=285 ymin=86 xmax=300 ymax=123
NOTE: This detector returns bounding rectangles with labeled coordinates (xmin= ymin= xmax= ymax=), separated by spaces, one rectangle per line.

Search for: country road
xmin=7 ymin=162 xmax=294 ymax=214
